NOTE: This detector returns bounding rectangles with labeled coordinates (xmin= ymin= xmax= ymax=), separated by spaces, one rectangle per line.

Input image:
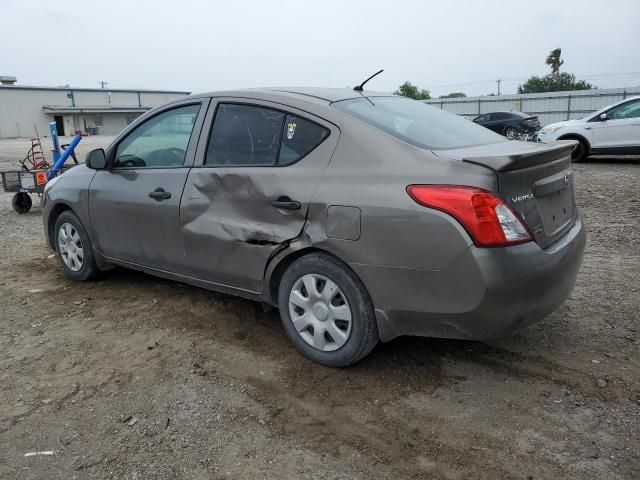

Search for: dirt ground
xmin=0 ymin=136 xmax=638 ymax=480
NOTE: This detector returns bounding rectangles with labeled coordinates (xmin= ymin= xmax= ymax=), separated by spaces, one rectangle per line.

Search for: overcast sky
xmin=2 ymin=0 xmax=639 ymax=97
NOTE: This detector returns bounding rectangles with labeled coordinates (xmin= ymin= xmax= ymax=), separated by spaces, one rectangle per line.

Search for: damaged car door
xmin=181 ymin=99 xmax=338 ymax=293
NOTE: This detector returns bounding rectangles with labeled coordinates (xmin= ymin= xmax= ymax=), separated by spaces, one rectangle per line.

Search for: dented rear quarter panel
xmin=271 ymin=113 xmax=500 ymax=314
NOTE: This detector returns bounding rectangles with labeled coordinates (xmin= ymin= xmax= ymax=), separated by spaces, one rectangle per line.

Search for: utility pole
xmin=99 ymin=81 xmax=108 ymax=89
xmin=496 ymin=79 xmax=501 ymax=96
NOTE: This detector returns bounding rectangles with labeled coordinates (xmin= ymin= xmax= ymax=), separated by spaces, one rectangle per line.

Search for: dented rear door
xmin=180 ymin=98 xmax=339 ymax=294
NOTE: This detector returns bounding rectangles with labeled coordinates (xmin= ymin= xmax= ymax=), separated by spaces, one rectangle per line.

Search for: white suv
xmin=537 ymin=96 xmax=640 ymax=162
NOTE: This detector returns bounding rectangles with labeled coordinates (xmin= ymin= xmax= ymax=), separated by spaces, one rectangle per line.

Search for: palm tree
xmin=546 ymin=48 xmax=564 ymax=75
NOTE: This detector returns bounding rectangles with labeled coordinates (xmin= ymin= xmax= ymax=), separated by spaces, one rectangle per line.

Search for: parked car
xmin=537 ymin=96 xmax=640 ymax=162
xmin=474 ymin=111 xmax=541 ymax=139
xmin=42 ymin=88 xmax=586 ymax=367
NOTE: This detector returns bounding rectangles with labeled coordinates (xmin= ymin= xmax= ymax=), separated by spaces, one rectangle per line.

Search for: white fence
xmin=424 ymin=86 xmax=640 ymax=127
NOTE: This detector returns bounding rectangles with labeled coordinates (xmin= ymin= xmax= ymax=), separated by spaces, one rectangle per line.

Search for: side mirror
xmin=86 ymin=148 xmax=107 ymax=169
xmin=599 ymin=113 xmax=608 ymax=121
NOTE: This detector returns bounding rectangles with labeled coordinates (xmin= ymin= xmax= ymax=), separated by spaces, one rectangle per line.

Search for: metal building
xmin=424 ymin=86 xmax=640 ymax=127
xmin=0 ymin=77 xmax=189 ymax=139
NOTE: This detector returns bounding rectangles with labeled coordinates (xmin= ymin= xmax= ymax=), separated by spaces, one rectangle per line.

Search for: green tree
xmin=394 ymin=81 xmax=431 ymax=100
xmin=546 ymin=48 xmax=564 ymax=74
xmin=439 ymin=92 xmax=466 ymax=98
xmin=517 ymin=73 xmax=594 ymax=94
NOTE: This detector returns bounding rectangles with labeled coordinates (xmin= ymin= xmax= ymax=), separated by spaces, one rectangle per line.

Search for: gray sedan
xmin=42 ymin=88 xmax=586 ymax=366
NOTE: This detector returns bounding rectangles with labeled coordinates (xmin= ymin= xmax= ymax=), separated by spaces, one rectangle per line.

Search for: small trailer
xmin=1 ymin=122 xmax=81 ymax=214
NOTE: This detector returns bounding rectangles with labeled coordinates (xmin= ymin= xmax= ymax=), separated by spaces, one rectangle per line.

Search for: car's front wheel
xmin=54 ymin=210 xmax=100 ymax=281
xmin=571 ymin=139 xmax=589 ymax=162
xmin=278 ymin=252 xmax=379 ymax=367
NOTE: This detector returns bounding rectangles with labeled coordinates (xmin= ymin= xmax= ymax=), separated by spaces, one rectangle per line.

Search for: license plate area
xmin=537 ymin=187 xmax=575 ymax=237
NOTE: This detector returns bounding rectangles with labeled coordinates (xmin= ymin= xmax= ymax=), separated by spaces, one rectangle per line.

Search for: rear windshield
xmin=334 ymin=96 xmax=504 ymax=149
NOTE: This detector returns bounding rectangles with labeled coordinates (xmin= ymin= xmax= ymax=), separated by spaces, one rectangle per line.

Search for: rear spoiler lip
xmin=462 ymin=140 xmax=577 ymax=172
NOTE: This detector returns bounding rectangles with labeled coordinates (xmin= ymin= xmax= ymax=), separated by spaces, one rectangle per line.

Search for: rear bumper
xmin=354 ymin=215 xmax=586 ymax=341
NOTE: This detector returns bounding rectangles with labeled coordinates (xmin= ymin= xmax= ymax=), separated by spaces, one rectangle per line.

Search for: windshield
xmin=334 ymin=96 xmax=504 ymax=149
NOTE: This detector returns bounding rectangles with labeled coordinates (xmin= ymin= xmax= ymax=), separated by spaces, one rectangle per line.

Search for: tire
xmin=570 ymin=139 xmax=588 ymax=163
xmin=504 ymin=126 xmax=518 ymax=140
xmin=11 ymin=192 xmax=32 ymax=214
xmin=53 ymin=210 xmax=100 ymax=281
xmin=277 ymin=252 xmax=379 ymax=367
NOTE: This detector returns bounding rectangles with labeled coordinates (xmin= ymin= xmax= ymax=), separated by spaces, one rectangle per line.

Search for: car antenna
xmin=353 ymin=69 xmax=384 ymax=91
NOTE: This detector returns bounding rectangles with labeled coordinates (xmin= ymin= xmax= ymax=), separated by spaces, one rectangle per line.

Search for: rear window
xmin=334 ymin=96 xmax=504 ymax=149
xmin=205 ymin=104 xmax=329 ymax=167
xmin=207 ymin=104 xmax=284 ymax=166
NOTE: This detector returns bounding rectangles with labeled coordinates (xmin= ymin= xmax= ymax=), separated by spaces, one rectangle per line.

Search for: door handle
xmin=271 ymin=196 xmax=301 ymax=211
xmin=148 ymin=188 xmax=172 ymax=201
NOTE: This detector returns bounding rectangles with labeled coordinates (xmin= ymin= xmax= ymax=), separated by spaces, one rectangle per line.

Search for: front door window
xmin=115 ymin=104 xmax=200 ymax=168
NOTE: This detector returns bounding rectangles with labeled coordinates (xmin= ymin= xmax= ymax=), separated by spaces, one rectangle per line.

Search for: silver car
xmin=42 ymin=88 xmax=586 ymax=366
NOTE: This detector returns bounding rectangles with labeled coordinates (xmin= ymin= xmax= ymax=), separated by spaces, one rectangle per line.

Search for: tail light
xmin=406 ymin=185 xmax=532 ymax=247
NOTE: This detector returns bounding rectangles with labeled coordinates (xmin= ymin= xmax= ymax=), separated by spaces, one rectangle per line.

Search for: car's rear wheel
xmin=277 ymin=252 xmax=379 ymax=367
xmin=54 ymin=210 xmax=99 ymax=281
xmin=504 ymin=126 xmax=518 ymax=140
xmin=570 ymin=139 xmax=588 ymax=162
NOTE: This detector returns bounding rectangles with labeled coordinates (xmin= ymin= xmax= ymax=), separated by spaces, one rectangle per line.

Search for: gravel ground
xmin=0 ymin=137 xmax=638 ymax=479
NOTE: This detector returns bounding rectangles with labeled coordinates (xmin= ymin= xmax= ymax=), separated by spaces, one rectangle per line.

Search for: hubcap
xmin=57 ymin=222 xmax=84 ymax=272
xmin=506 ymin=128 xmax=517 ymax=139
xmin=288 ymin=273 xmax=352 ymax=352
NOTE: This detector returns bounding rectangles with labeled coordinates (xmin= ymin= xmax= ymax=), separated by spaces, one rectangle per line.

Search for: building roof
xmin=42 ymin=105 xmax=148 ymax=114
xmin=0 ymin=84 xmax=190 ymax=94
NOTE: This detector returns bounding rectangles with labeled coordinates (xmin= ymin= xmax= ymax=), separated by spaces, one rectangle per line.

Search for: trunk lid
xmin=522 ymin=116 xmax=540 ymax=130
xmin=434 ymin=140 xmax=577 ymax=248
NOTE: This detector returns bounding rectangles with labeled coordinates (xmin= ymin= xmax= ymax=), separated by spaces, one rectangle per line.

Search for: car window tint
xmin=206 ymin=104 xmax=285 ymax=166
xmin=475 ymin=114 xmax=489 ymax=123
xmin=336 ymin=97 xmax=503 ymax=150
xmin=492 ymin=113 xmax=509 ymax=120
xmin=278 ymin=115 xmax=329 ymax=165
xmin=115 ymin=105 xmax=200 ymax=168
xmin=608 ymin=99 xmax=640 ymax=120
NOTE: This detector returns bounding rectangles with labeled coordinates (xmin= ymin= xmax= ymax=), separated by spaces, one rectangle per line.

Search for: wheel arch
xmin=47 ymin=202 xmax=74 ymax=250
xmin=265 ymin=245 xmax=370 ymax=308
xmin=557 ymin=133 xmax=591 ymax=152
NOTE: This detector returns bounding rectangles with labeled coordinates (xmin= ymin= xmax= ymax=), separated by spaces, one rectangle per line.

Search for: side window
xmin=114 ymin=104 xmax=200 ymax=168
xmin=278 ymin=115 xmax=329 ymax=166
xmin=475 ymin=114 xmax=487 ymax=123
xmin=206 ymin=104 xmax=284 ymax=166
xmin=493 ymin=113 xmax=509 ymax=121
xmin=608 ymin=100 xmax=640 ymax=120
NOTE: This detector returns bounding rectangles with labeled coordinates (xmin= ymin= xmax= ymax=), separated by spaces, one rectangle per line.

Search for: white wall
xmin=0 ymin=86 xmax=188 ymax=138
xmin=425 ymin=86 xmax=640 ymax=127
xmin=0 ymin=88 xmax=69 ymax=138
